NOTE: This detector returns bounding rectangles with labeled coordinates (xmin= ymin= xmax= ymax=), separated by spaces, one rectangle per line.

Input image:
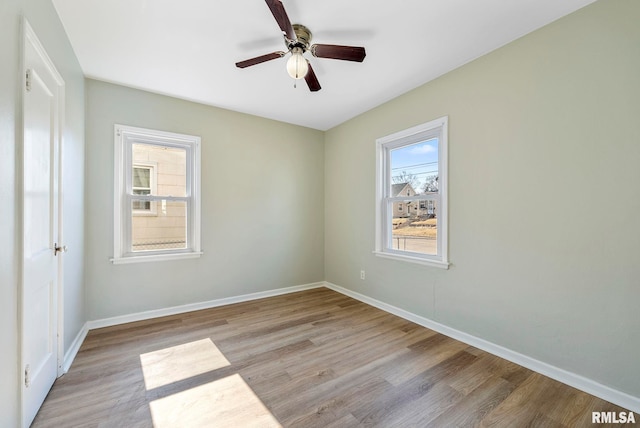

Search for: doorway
xmin=21 ymin=19 xmax=65 ymax=428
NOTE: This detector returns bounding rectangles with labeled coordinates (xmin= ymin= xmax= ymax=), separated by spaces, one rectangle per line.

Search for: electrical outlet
xmin=360 ymin=270 xmax=365 ymax=280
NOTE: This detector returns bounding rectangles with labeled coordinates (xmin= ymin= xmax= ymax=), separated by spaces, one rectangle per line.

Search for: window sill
xmin=111 ymin=251 xmax=203 ymax=265
xmin=373 ymin=251 xmax=450 ymax=270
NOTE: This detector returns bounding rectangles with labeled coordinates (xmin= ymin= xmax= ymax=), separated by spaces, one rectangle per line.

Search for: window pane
xmin=390 ymin=138 xmax=438 ymax=196
xmin=132 ymin=188 xmax=151 ymax=211
xmin=389 ymin=139 xmax=439 ymax=256
xmin=131 ymin=200 xmax=187 ymax=251
xmin=390 ymin=199 xmax=437 ymax=255
xmin=133 ymin=167 xmax=151 ymax=188
xmin=133 ymin=143 xmax=186 ymax=197
xmin=132 ymin=200 xmax=151 ymax=210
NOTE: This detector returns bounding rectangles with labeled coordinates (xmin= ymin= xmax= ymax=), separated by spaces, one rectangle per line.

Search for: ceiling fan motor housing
xmin=290 ymin=24 xmax=312 ymax=50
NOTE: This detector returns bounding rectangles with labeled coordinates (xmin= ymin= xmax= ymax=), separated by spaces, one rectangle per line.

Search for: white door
xmin=22 ymin=21 xmax=65 ymax=428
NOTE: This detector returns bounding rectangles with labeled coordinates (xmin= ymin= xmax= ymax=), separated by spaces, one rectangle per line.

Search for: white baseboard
xmin=65 ymin=280 xmax=639 ymax=414
xmin=323 ymin=281 xmax=640 ymax=414
xmin=87 ymin=282 xmax=325 ymax=330
xmin=63 ymin=322 xmax=88 ymax=373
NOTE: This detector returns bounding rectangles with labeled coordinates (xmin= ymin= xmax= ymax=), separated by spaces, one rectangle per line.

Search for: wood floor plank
xmin=32 ymin=288 xmax=634 ymax=427
xmin=378 ymin=381 xmax=464 ymax=426
xmin=382 ymin=338 xmax=470 ymax=386
xmin=352 ymin=350 xmax=479 ymax=425
xmin=427 ymin=375 xmax=517 ymax=427
xmin=284 ymin=376 xmax=391 ymax=427
xmin=546 ymin=388 xmax=597 ymax=427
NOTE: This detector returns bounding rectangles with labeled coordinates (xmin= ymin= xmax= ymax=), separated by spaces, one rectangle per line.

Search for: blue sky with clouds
xmin=391 ymin=138 xmax=439 ymax=192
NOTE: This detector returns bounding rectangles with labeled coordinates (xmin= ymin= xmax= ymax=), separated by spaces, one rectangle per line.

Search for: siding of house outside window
xmin=132 ymin=144 xmax=187 ymax=250
xmin=113 ymin=124 xmax=201 ymax=264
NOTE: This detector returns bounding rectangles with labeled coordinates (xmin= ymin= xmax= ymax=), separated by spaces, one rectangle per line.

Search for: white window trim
xmin=112 ymin=124 xmax=202 ymax=264
xmin=374 ymin=116 xmax=449 ymax=269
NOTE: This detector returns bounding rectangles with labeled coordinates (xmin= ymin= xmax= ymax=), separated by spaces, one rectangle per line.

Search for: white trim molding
xmin=323 ymin=281 xmax=640 ymax=414
xmin=62 ymin=323 xmax=89 ymax=373
xmin=372 ymin=250 xmax=450 ymax=269
xmin=375 ymin=116 xmax=449 ymax=268
xmin=113 ymin=124 xmax=202 ymax=264
xmin=21 ymin=18 xmax=67 ymax=428
xmin=62 ymin=282 xmax=324 ymax=373
xmin=87 ymin=282 xmax=325 ymax=330
xmin=62 ymin=280 xmax=640 ymax=415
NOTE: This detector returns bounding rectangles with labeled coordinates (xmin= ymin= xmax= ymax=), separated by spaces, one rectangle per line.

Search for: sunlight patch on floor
xmin=149 ymin=373 xmax=282 ymax=427
xmin=140 ymin=338 xmax=230 ymax=390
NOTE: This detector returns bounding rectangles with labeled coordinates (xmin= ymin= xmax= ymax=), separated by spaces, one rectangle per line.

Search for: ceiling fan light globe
xmin=286 ymin=52 xmax=309 ymax=80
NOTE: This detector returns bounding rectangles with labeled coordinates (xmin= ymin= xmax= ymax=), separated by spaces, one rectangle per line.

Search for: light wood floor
xmin=33 ymin=288 xmax=630 ymax=427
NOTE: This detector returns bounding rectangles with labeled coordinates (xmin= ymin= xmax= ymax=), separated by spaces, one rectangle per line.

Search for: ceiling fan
xmin=235 ymin=0 xmax=366 ymax=92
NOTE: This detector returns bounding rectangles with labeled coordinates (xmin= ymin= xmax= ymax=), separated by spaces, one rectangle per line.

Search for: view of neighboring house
xmin=391 ymin=182 xmax=437 ymax=218
xmin=132 ymin=144 xmax=187 ymax=251
xmin=391 ymin=181 xmax=439 ymax=255
xmin=391 ymin=182 xmax=415 ymax=218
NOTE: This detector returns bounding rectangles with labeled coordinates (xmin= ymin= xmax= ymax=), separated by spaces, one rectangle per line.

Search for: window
xmin=132 ymin=164 xmax=157 ymax=213
xmin=113 ymin=125 xmax=202 ymax=264
xmin=375 ymin=116 xmax=449 ymax=269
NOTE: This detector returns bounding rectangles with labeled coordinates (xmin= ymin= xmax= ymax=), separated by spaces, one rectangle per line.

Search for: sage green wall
xmin=85 ymin=79 xmax=324 ymax=320
xmin=0 ymin=2 xmax=21 ymax=424
xmin=325 ymin=0 xmax=640 ymax=398
xmin=0 ymin=0 xmax=85 ymax=425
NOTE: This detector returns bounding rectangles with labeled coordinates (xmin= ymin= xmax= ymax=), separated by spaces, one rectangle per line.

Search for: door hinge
xmin=26 ymin=69 xmax=32 ymax=92
xmin=54 ymin=243 xmax=67 ymax=256
xmin=25 ymin=364 xmax=30 ymax=388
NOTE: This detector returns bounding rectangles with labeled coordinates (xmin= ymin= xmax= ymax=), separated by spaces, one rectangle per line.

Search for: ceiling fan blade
xmin=304 ymin=61 xmax=321 ymax=92
xmin=265 ymin=0 xmax=296 ymax=41
xmin=311 ymin=44 xmax=366 ymax=62
xmin=235 ymin=51 xmax=285 ymax=68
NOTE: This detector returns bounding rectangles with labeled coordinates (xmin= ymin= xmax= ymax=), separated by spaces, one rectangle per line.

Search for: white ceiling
xmin=52 ymin=0 xmax=596 ymax=130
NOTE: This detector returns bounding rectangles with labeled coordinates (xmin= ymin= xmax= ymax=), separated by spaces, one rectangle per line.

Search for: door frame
xmin=19 ymin=18 xmax=66 ymax=426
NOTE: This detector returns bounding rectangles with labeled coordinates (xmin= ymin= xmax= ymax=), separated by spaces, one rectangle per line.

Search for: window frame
xmin=375 ymin=116 xmax=449 ymax=269
xmin=112 ymin=124 xmax=202 ymax=264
